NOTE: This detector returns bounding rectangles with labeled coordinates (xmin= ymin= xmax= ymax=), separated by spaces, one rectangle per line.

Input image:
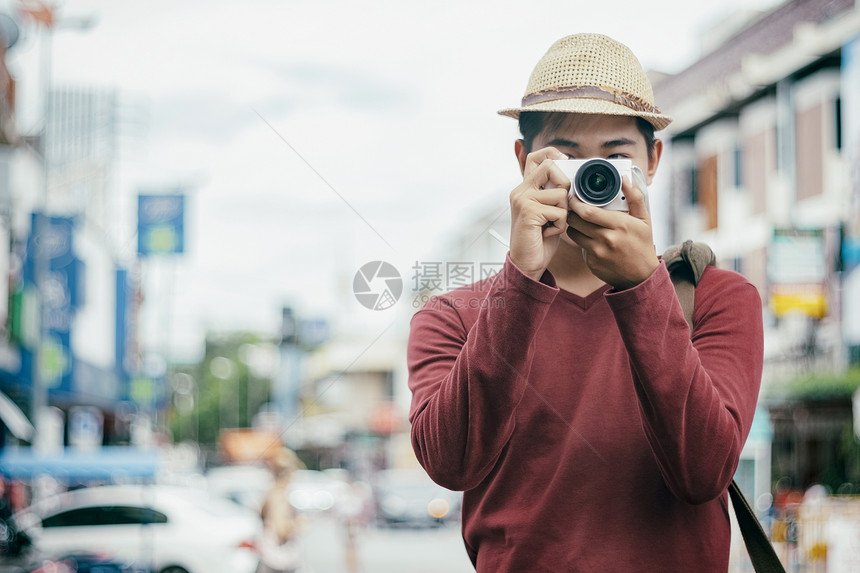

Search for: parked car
xmin=372 ymin=469 xmax=462 ymax=528
xmin=206 ymin=465 xmax=348 ymax=516
xmin=14 ymin=484 xmax=261 ymax=573
xmin=287 ymin=469 xmax=349 ymax=514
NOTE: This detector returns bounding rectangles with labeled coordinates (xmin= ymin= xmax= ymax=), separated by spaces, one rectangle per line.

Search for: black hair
xmin=518 ymin=111 xmax=657 ymax=160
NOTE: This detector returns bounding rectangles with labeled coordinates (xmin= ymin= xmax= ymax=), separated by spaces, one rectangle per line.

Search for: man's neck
xmin=547 ymin=242 xmax=607 ymax=297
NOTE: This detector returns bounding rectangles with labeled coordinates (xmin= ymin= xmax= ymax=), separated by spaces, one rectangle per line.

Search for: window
xmin=795 ymin=103 xmax=824 ymax=201
xmin=835 ymin=97 xmax=842 ymax=150
xmin=689 ymin=164 xmax=698 ymax=205
xmin=42 ymin=506 xmax=168 ymax=528
xmin=743 ymin=130 xmax=771 ymax=216
xmin=733 ymin=145 xmax=742 ymax=189
xmin=697 ymin=155 xmax=718 ymax=230
xmin=42 ymin=507 xmax=104 ymax=528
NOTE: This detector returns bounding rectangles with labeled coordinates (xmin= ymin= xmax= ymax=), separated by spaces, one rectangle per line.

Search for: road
xmin=297 ymin=514 xmax=474 ymax=573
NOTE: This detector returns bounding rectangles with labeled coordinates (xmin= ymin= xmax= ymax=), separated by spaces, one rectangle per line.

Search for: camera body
xmin=554 ymin=158 xmax=643 ymax=212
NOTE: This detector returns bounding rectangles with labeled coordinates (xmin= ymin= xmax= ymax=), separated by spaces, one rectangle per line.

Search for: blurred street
xmin=3 ymin=0 xmax=860 ymax=572
xmin=299 ymin=515 xmax=473 ymax=573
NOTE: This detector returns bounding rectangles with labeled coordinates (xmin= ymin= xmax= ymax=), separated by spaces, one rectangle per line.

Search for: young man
xmin=407 ymin=34 xmax=764 ymax=571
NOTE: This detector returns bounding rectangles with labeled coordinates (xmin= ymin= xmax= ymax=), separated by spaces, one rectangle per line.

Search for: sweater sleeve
xmin=407 ymin=254 xmax=558 ymax=491
xmin=605 ymin=262 xmax=764 ymax=504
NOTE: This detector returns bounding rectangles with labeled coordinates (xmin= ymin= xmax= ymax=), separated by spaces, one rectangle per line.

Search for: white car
xmin=287 ymin=469 xmax=350 ymax=514
xmin=15 ymin=484 xmax=262 ymax=573
xmin=205 ymin=465 xmax=348 ymax=515
xmin=373 ymin=469 xmax=462 ymax=527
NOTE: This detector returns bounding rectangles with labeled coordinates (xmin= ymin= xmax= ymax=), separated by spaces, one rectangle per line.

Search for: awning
xmin=0 ymin=446 xmax=161 ymax=482
xmin=0 ymin=390 xmax=35 ymax=441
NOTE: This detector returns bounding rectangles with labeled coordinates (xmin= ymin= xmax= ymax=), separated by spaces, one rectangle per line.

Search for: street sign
xmin=768 ymin=228 xmax=828 ymax=318
xmin=138 ymin=194 xmax=185 ymax=256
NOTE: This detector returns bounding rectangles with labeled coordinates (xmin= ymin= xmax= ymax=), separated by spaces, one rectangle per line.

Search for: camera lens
xmin=587 ymin=172 xmax=609 ymax=192
xmin=575 ymin=159 xmax=621 ymax=205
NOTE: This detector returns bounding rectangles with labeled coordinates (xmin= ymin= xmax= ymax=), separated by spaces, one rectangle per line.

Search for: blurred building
xmin=653 ymin=0 xmax=860 ymax=495
xmin=0 ymin=6 xmax=21 ymax=449
xmin=272 ymin=303 xmax=405 ymax=477
xmin=0 ymin=10 xmax=141 ymax=454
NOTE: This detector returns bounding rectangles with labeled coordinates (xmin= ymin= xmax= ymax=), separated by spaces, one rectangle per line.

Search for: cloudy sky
xmin=7 ymin=0 xmax=780 ymax=361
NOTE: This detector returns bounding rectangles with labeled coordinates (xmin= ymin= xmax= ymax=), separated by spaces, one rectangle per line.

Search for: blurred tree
xmin=167 ymin=332 xmax=274 ymax=452
xmin=767 ymin=368 xmax=860 ymax=492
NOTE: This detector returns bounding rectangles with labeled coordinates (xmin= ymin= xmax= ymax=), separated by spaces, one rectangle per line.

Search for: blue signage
xmin=138 ymin=194 xmax=185 ymax=256
xmin=21 ymin=213 xmax=82 ymax=393
xmin=115 ymin=267 xmax=139 ymax=389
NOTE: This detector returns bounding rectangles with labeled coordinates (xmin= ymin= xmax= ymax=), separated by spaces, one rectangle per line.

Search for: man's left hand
xmin=565 ymin=174 xmax=659 ymax=290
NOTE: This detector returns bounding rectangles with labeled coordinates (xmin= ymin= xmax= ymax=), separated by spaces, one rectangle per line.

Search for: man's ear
xmin=645 ymin=139 xmax=664 ymax=185
xmin=515 ymin=139 xmax=528 ymax=176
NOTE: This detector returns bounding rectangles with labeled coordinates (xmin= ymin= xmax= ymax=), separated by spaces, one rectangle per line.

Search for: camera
xmin=554 ymin=158 xmax=644 ymax=212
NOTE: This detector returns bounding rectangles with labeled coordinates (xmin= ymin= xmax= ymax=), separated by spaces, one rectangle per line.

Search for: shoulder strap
xmin=729 ymin=481 xmax=786 ymax=572
xmin=670 ymin=273 xmax=696 ymax=333
xmin=663 ymin=240 xmax=716 ymax=332
xmin=664 ymin=241 xmax=785 ymax=573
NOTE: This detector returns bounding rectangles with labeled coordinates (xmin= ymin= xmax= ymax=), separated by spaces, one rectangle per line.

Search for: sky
xmin=5 ymin=0 xmax=782 ymax=362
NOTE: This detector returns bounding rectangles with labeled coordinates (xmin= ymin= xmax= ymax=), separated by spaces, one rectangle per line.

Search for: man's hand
xmin=565 ymin=173 xmax=659 ymax=290
xmin=509 ymin=147 xmax=571 ymax=281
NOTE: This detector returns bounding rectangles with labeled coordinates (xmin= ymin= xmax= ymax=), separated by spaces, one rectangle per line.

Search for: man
xmin=257 ymin=447 xmax=303 ymax=573
xmin=407 ymin=34 xmax=763 ymax=571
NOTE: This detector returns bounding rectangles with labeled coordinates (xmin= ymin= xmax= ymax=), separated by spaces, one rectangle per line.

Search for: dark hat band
xmin=521 ymin=85 xmax=662 ymax=115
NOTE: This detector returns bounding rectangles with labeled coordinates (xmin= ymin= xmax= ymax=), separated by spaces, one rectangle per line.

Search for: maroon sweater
xmin=407 ymin=255 xmax=763 ymax=572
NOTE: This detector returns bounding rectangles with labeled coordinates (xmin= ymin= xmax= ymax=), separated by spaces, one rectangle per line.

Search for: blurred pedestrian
xmin=0 ymin=475 xmax=30 ymax=557
xmin=407 ymin=33 xmax=764 ymax=572
xmin=256 ymin=447 xmax=304 ymax=573
xmin=335 ymin=473 xmax=373 ymax=573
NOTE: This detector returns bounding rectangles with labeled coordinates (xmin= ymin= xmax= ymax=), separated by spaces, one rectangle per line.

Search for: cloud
xmin=264 ymin=62 xmax=415 ymax=113
xmin=32 ymin=0 xmax=783 ymax=362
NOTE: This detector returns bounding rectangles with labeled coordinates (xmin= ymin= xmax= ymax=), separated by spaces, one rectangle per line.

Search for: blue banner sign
xmin=138 ymin=194 xmax=185 ymax=256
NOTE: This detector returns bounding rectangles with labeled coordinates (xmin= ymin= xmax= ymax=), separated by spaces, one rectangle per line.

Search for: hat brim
xmin=498 ymin=98 xmax=672 ymax=131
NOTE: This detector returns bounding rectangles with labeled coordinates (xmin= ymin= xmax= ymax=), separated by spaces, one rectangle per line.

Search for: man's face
xmin=515 ymin=112 xmax=663 ymax=250
xmin=520 ymin=113 xmax=661 ymax=186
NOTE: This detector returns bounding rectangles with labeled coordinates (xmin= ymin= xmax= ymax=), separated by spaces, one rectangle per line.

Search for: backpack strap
xmin=729 ymin=481 xmax=787 ymax=573
xmin=662 ymin=239 xmax=717 ymax=285
xmin=664 ymin=241 xmax=785 ymax=573
xmin=662 ymin=240 xmax=716 ymax=332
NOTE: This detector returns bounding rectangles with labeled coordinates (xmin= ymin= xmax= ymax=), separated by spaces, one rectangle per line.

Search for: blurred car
xmin=0 ymin=551 xmax=150 ymax=573
xmin=14 ymin=484 xmax=261 ymax=573
xmin=286 ymin=469 xmax=350 ymax=514
xmin=206 ymin=464 xmax=350 ymax=516
xmin=205 ymin=464 xmax=272 ymax=513
xmin=372 ymin=469 xmax=462 ymax=528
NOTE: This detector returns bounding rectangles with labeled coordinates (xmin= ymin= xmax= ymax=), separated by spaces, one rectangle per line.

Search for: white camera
xmin=554 ymin=158 xmax=645 ymax=212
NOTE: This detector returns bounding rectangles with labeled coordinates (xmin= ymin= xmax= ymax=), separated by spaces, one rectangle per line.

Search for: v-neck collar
xmin=553 ymin=283 xmax=612 ymax=311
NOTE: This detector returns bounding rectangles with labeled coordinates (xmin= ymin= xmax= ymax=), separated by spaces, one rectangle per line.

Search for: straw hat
xmin=498 ymin=34 xmax=672 ymax=131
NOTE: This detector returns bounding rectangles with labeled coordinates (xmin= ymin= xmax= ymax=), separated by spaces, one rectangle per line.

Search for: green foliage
xmin=167 ymin=332 xmax=275 ymax=448
xmin=766 ymin=367 xmax=860 ymax=401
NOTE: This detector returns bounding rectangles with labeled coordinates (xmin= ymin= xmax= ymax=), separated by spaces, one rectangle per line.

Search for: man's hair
xmin=519 ymin=111 xmax=657 ymax=160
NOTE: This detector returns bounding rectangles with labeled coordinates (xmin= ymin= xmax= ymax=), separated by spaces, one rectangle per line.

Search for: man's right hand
xmin=509 ymin=147 xmax=571 ymax=281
